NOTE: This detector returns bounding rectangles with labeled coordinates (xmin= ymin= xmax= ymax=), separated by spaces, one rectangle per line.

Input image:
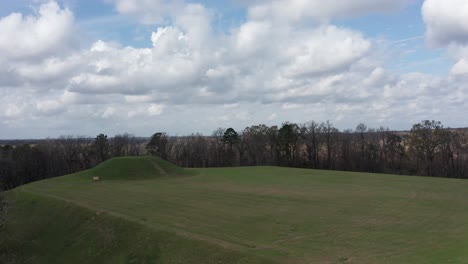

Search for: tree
xmin=146 ymin=132 xmax=169 ymax=159
xmin=0 ymin=145 xmax=17 ymax=190
xmin=267 ymin=126 xmax=280 ymax=165
xmin=221 ymin=128 xmax=239 ymax=166
xmin=56 ymin=136 xmax=91 ymax=173
xmin=93 ymin=134 xmax=110 ymax=163
xmin=0 ymin=149 xmax=10 ymax=229
xmin=301 ymin=121 xmax=320 ymax=168
xmin=278 ymin=123 xmax=299 ymax=165
xmin=0 ymin=185 xmax=7 ymax=230
xmin=385 ymin=133 xmax=405 ymax=173
xmin=321 ymin=121 xmax=338 ymax=170
xmin=409 ymin=120 xmax=447 ymax=176
xmin=211 ymin=128 xmax=226 ymax=166
xmin=222 ymin=128 xmax=239 ymax=149
xmin=111 ymin=133 xmax=134 ymax=157
xmin=438 ymin=129 xmax=459 ymax=177
xmin=355 ymin=123 xmax=368 ymax=170
xmin=241 ymin=124 xmax=270 ymax=166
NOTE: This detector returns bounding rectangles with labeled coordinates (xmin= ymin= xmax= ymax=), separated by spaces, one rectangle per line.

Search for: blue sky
xmin=0 ymin=0 xmax=467 ymax=138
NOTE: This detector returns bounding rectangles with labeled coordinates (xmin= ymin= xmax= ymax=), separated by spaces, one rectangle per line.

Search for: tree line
xmin=160 ymin=120 xmax=468 ymax=179
xmin=1 ymin=120 xmax=468 ymax=191
xmin=0 ymin=133 xmax=145 ymax=190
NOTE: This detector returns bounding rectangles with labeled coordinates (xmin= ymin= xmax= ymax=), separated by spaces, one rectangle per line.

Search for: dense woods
xmin=1 ymin=120 xmax=468 ymax=190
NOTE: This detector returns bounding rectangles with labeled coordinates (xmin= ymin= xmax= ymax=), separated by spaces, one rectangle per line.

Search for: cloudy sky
xmin=0 ymin=0 xmax=467 ymax=138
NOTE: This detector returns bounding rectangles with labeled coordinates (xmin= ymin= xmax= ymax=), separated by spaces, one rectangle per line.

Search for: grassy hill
xmin=78 ymin=156 xmax=192 ymax=181
xmin=2 ymin=157 xmax=468 ymax=263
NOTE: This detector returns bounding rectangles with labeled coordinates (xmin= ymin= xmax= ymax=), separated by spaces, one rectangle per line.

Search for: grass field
xmin=2 ymin=156 xmax=468 ymax=263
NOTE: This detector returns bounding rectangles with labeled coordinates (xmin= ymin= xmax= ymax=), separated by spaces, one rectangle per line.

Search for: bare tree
xmin=454 ymin=130 xmax=468 ymax=179
xmin=128 ymin=135 xmax=145 ymax=156
xmin=241 ymin=124 xmax=270 ymax=166
xmin=409 ymin=120 xmax=447 ymax=176
xmin=321 ymin=121 xmax=338 ymax=170
xmin=301 ymin=121 xmax=320 ymax=168
xmin=355 ymin=123 xmax=368 ymax=170
xmin=211 ymin=128 xmax=226 ymax=167
xmin=111 ymin=134 xmax=129 ymax=157
xmin=4 ymin=120 xmax=468 ymax=190
xmin=385 ymin=133 xmax=405 ymax=173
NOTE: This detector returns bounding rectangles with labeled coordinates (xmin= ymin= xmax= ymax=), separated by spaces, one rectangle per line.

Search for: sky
xmin=1 ymin=0 xmax=468 ymax=138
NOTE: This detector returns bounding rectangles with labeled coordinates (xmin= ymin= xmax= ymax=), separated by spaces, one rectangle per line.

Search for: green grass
xmin=0 ymin=191 xmax=266 ymax=264
xmin=81 ymin=156 xmax=192 ymax=181
xmin=3 ymin=156 xmax=468 ymax=263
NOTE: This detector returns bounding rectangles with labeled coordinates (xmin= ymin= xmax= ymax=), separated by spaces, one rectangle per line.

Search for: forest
xmin=1 ymin=120 xmax=467 ymax=191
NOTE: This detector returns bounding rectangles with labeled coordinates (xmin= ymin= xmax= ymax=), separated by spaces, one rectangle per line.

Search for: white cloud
xmin=245 ymin=0 xmax=408 ymax=23
xmin=101 ymin=107 xmax=116 ymax=119
xmin=451 ymin=59 xmax=468 ymax=76
xmin=5 ymin=103 xmax=26 ymax=118
xmin=223 ymin=103 xmax=239 ymax=109
xmin=0 ymin=1 xmax=75 ymax=60
xmin=282 ymin=103 xmax=303 ymax=110
xmin=363 ymin=67 xmax=387 ymax=86
xmin=422 ymin=0 xmax=468 ymax=47
xmin=422 ymin=0 xmax=468 ymax=78
xmin=110 ymin=0 xmax=185 ymax=24
xmin=36 ymin=99 xmax=66 ymax=116
xmin=383 ymin=73 xmax=442 ymax=100
xmin=283 ymin=26 xmax=370 ymax=77
xmin=234 ymin=21 xmax=273 ymax=56
xmin=148 ymin=104 xmax=164 ymax=116
xmin=2 ymin=0 xmax=468 ymax=138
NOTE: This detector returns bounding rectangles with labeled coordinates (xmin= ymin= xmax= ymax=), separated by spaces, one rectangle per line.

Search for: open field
xmin=2 ymin=157 xmax=468 ymax=263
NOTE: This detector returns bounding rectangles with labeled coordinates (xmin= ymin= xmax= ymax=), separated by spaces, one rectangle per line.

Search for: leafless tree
xmin=321 ymin=121 xmax=339 ymax=170
xmin=3 ymin=120 xmax=468 ymax=190
xmin=409 ymin=120 xmax=447 ymax=176
xmin=301 ymin=121 xmax=320 ymax=168
xmin=241 ymin=125 xmax=270 ymax=166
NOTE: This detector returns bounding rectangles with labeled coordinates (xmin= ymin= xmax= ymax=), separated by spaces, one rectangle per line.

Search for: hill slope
xmin=0 ymin=191 xmax=267 ymax=264
xmin=78 ymin=156 xmax=192 ymax=181
xmin=2 ymin=157 xmax=468 ymax=263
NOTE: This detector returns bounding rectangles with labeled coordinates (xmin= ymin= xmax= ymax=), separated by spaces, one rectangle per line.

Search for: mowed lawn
xmin=12 ymin=157 xmax=468 ymax=263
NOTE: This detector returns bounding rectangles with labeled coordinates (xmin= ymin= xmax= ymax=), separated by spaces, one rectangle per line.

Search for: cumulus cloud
xmin=422 ymin=0 xmax=468 ymax=47
xmin=1 ymin=0 xmax=468 ymax=138
xmin=0 ymin=1 xmax=79 ymax=92
xmin=451 ymin=58 xmax=468 ymax=76
xmin=63 ymin=2 xmax=371 ymax=105
xmin=422 ymin=0 xmax=468 ymax=78
xmin=0 ymin=1 xmax=75 ymax=60
xmin=282 ymin=26 xmax=371 ymax=77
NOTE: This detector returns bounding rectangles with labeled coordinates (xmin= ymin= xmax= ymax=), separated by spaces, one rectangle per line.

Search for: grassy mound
xmin=0 ymin=191 xmax=268 ymax=264
xmin=4 ymin=158 xmax=468 ymax=263
xmin=79 ymin=156 xmax=192 ymax=181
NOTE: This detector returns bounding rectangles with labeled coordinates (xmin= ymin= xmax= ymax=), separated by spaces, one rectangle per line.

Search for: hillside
xmin=80 ymin=156 xmax=192 ymax=180
xmin=2 ymin=157 xmax=468 ymax=263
